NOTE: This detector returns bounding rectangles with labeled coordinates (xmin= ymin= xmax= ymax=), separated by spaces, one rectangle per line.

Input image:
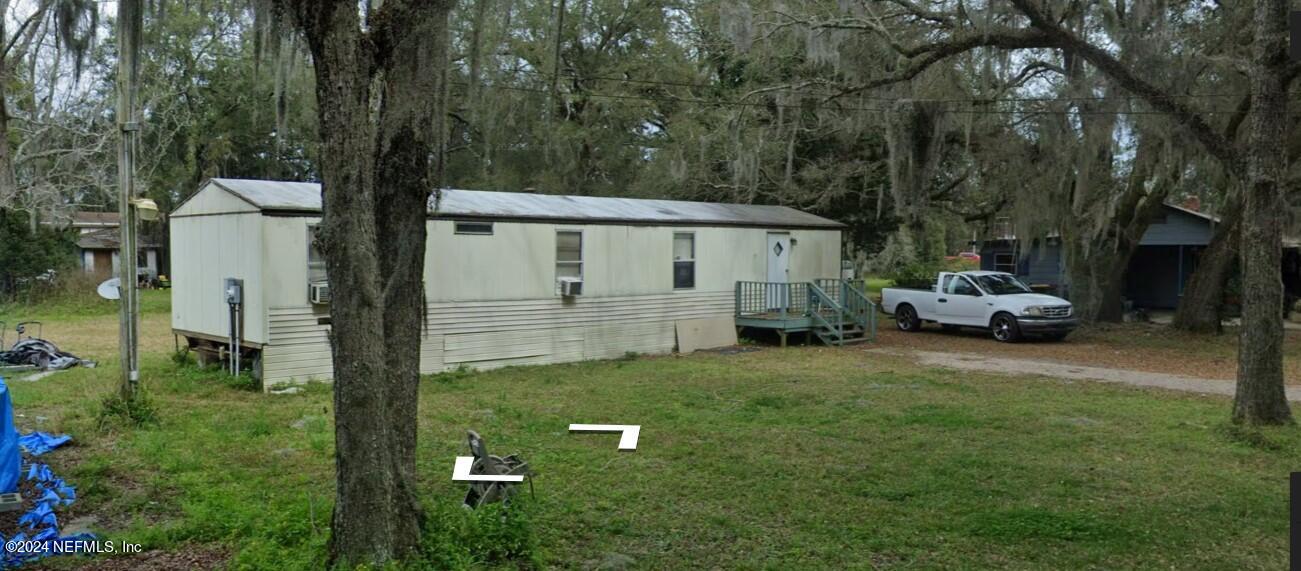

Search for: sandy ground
xmin=868 ymin=322 xmax=1301 ymax=385
xmin=869 ymin=347 xmax=1301 ymax=401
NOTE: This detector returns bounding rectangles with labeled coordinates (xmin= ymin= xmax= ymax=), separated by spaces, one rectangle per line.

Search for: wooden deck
xmin=734 ymin=279 xmax=877 ymax=346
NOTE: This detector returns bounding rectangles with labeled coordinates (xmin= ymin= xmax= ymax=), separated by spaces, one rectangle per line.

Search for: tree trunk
xmin=289 ymin=1 xmax=397 ymax=565
xmin=1233 ymin=0 xmax=1293 ymax=425
xmin=0 ymin=22 xmax=17 ymax=211
xmin=1062 ymin=239 xmax=1136 ymax=322
xmin=1172 ymin=206 xmax=1239 ymax=333
xmin=373 ymin=0 xmax=454 ymax=558
xmin=282 ymin=0 xmax=457 ymax=564
xmin=1058 ymin=120 xmax=1170 ymax=324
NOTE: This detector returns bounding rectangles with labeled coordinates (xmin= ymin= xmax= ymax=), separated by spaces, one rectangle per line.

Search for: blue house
xmin=978 ymin=203 xmax=1214 ymax=309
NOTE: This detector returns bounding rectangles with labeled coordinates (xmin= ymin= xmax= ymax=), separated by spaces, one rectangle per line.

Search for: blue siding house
xmin=978 ymin=204 xmax=1214 ymax=309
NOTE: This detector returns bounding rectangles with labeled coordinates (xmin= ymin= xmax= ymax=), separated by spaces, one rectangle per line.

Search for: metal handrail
xmin=841 ymin=279 xmax=877 ymax=341
xmin=807 ymin=283 xmax=843 ymax=345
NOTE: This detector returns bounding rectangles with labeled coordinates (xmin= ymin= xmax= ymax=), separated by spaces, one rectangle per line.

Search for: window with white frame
xmin=993 ymin=252 xmax=1016 ymax=274
xmin=673 ymin=232 xmax=695 ymax=289
xmin=307 ymin=225 xmax=327 ymax=283
xmin=556 ymin=230 xmax=583 ymax=280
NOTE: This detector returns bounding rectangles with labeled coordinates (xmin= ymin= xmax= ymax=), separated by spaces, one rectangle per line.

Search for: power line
xmin=502 ymin=68 xmax=1252 ymax=104
xmin=460 ymin=81 xmax=1265 ymax=116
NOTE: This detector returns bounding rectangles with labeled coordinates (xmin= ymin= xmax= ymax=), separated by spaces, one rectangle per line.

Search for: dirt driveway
xmin=865 ymin=319 xmax=1301 ymax=390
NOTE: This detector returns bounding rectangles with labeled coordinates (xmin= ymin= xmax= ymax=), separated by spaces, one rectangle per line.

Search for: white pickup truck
xmin=881 ymin=271 xmax=1078 ymax=342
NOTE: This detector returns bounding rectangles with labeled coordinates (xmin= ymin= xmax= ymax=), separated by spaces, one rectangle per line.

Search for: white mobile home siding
xmin=259 ymin=218 xmax=840 ymax=385
xmin=170 ymin=179 xmax=844 ymax=389
xmin=170 ymin=189 xmax=268 ymax=345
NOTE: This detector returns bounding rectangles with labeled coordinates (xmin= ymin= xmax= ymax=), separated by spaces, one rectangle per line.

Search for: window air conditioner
xmin=309 ymin=281 xmax=331 ymax=305
xmin=558 ymin=277 xmax=583 ymax=297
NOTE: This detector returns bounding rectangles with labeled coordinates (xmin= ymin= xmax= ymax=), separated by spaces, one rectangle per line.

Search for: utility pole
xmin=116 ymin=0 xmax=142 ymax=401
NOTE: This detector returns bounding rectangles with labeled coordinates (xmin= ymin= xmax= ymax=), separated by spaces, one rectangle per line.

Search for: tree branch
xmin=832 ymin=28 xmax=1059 ymax=100
xmin=1006 ymin=0 xmax=1242 ymax=175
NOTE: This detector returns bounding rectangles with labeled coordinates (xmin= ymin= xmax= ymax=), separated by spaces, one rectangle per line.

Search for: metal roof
xmin=77 ymin=227 xmax=162 ymax=250
xmin=201 ymin=178 xmax=844 ymax=229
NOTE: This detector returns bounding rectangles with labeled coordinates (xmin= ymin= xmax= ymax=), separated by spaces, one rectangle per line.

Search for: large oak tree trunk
xmin=292 ymin=3 xmax=400 ymax=564
xmin=1171 ymin=206 xmax=1239 ymax=333
xmin=1233 ymin=0 xmax=1293 ymax=425
xmin=372 ymin=1 xmax=454 ymax=557
xmin=282 ymin=0 xmax=457 ymax=564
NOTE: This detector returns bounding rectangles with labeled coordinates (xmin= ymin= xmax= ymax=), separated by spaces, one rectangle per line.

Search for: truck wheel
xmin=991 ymin=313 xmax=1021 ymax=343
xmin=895 ymin=304 xmax=922 ymax=332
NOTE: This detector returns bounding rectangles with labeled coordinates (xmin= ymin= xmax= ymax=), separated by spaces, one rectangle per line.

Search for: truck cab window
xmin=948 ymin=277 xmax=979 ymax=296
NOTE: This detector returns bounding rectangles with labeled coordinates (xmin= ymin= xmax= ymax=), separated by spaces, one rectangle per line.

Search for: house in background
xmin=69 ymin=211 xmax=162 ymax=279
xmin=978 ymin=203 xmax=1217 ymax=309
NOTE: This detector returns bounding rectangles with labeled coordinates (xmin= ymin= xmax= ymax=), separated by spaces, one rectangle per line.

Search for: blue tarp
xmin=17 ymin=433 xmax=70 ymax=457
xmin=0 ymin=379 xmax=20 ymax=494
xmin=1 ymin=460 xmax=93 ymax=568
xmin=0 ymin=377 xmax=93 ymax=568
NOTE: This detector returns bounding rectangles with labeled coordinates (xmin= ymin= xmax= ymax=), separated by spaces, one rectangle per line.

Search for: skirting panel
xmin=260 ymin=291 xmax=733 ymax=389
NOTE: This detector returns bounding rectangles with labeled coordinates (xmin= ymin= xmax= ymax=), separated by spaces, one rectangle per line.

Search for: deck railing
xmin=840 ymin=279 xmax=877 ymax=341
xmin=813 ymin=278 xmax=866 ymax=305
xmin=736 ymin=278 xmax=877 ymax=345
xmin=807 ymin=283 xmax=844 ymax=344
xmin=735 ymin=281 xmax=810 ymax=318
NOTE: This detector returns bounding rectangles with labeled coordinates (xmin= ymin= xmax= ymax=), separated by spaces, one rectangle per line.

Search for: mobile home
xmin=170 ymin=178 xmax=848 ymax=389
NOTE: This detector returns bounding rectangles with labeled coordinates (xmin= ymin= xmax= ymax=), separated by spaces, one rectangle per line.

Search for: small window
xmin=673 ymin=233 xmax=695 ymax=289
xmin=993 ymin=252 xmax=1016 ymax=274
xmin=455 ymin=221 xmax=493 ymax=235
xmin=307 ymin=225 xmax=327 ymax=283
xmin=556 ymin=230 xmax=583 ymax=280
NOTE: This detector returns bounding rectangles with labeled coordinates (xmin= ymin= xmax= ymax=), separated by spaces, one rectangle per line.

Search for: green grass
xmin=864 ymin=277 xmax=893 ymax=295
xmin=0 ymin=288 xmax=171 ymax=322
xmin=12 ymin=328 xmax=1299 ymax=569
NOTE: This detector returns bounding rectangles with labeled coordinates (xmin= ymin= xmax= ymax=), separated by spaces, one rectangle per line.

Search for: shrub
xmin=419 ymin=497 xmax=543 ymax=569
xmin=0 ymin=210 xmax=78 ymax=302
xmin=98 ymin=390 xmax=160 ymax=429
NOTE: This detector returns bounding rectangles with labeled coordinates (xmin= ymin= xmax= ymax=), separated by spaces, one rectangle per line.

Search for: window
xmin=673 ymin=233 xmax=695 ymax=289
xmin=307 ymin=225 xmax=327 ymax=283
xmin=455 ymin=221 xmax=493 ymax=235
xmin=946 ymin=276 xmax=979 ymax=296
xmin=136 ymin=250 xmax=148 ymax=268
xmin=993 ymin=252 xmax=1016 ymax=274
xmin=974 ymin=273 xmax=1032 ymax=295
xmin=556 ymin=230 xmax=583 ymax=280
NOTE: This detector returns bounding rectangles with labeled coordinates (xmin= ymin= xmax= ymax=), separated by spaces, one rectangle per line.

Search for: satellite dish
xmin=96 ymin=278 xmax=121 ymax=300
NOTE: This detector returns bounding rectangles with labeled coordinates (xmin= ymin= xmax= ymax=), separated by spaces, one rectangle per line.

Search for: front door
xmin=92 ymin=250 xmax=112 ymax=277
xmin=766 ymin=233 xmax=791 ymax=309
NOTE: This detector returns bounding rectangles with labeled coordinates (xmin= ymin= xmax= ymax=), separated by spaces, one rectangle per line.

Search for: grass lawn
xmin=0 ymin=292 xmax=1297 ymax=569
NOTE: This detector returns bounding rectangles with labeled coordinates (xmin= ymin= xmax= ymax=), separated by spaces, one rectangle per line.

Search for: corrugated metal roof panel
xmin=201 ymin=178 xmax=844 ymax=229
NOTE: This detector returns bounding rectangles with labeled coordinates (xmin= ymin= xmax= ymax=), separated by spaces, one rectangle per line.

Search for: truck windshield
xmin=974 ymin=274 xmax=1033 ymax=295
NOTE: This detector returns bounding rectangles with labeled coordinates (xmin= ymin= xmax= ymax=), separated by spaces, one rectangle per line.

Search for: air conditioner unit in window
xmin=558 ymin=277 xmax=583 ymax=297
xmin=309 ymin=281 xmax=331 ymax=305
